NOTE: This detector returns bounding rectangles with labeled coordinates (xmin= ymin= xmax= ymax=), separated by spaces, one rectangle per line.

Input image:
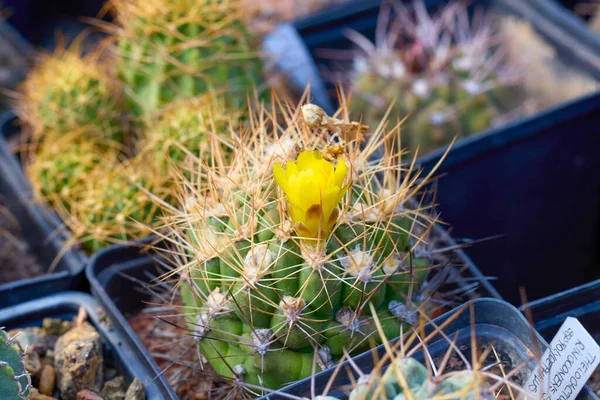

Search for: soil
xmin=128 ymin=307 xmax=226 ymax=399
xmin=8 ymin=309 xmax=144 ymax=399
xmin=0 ymin=196 xmax=46 ymax=283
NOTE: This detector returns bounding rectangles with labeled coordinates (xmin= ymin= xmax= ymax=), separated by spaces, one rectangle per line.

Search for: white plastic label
xmin=523 ymin=317 xmax=600 ymax=400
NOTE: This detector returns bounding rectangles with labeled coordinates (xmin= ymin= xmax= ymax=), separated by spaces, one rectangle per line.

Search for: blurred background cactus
xmin=111 ymin=0 xmax=265 ymax=122
xmin=151 ymin=99 xmax=475 ymax=394
xmin=15 ymin=0 xmax=279 ymax=255
xmin=18 ymin=41 xmax=124 ymax=143
xmin=0 ymin=328 xmax=31 ymax=400
xmin=345 ymin=1 xmax=525 ymax=155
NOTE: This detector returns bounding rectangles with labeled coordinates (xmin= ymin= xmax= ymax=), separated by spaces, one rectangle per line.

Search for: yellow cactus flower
xmin=274 ymin=150 xmax=350 ymax=239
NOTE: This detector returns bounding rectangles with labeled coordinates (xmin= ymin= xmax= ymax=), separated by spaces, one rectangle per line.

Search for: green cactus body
xmin=348 ymin=2 xmax=524 ymax=155
xmin=141 ymin=96 xmax=232 ymax=176
xmin=164 ymin=105 xmax=440 ymax=391
xmin=0 ymin=329 xmax=31 ymax=399
xmin=114 ymin=0 xmax=264 ymax=120
xmin=19 ymin=46 xmax=123 ymax=143
xmin=61 ymin=158 xmax=170 ymax=254
xmin=27 ymin=134 xmax=118 ymax=210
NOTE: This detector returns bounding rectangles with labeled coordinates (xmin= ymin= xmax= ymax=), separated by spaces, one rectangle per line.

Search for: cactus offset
xmin=347 ymin=1 xmax=524 ymax=155
xmin=18 ymin=42 xmax=123 ymax=143
xmin=113 ymin=0 xmax=265 ymax=120
xmin=0 ymin=328 xmax=31 ymax=400
xmin=155 ymin=98 xmax=464 ymax=393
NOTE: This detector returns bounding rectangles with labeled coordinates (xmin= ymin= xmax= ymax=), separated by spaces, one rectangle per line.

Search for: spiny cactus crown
xmin=156 ymin=99 xmax=455 ymax=392
xmin=0 ymin=328 xmax=31 ymax=400
xmin=348 ymin=0 xmax=523 ymax=154
xmin=18 ymin=43 xmax=123 ymax=142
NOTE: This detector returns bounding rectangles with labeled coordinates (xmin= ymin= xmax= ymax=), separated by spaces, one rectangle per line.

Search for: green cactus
xmin=26 ymin=132 xmax=119 ymax=210
xmin=18 ymin=43 xmax=123 ymax=143
xmin=113 ymin=0 xmax=265 ymax=120
xmin=157 ymin=102 xmax=449 ymax=392
xmin=0 ymin=328 xmax=31 ymax=400
xmin=348 ymin=1 xmax=523 ymax=155
xmin=139 ymin=95 xmax=233 ymax=176
xmin=56 ymin=156 xmax=172 ymax=254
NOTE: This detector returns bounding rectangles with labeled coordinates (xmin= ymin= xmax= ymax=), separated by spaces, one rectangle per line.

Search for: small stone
xmin=43 ymin=318 xmax=69 ymax=336
xmin=29 ymin=387 xmax=58 ymax=400
xmin=103 ymin=368 xmax=117 ymax=382
xmin=125 ymin=379 xmax=145 ymax=400
xmin=39 ymin=364 xmax=56 ymax=395
xmin=54 ymin=322 xmax=104 ymax=400
xmin=75 ymin=390 xmax=104 ymax=400
xmin=100 ymin=376 xmax=126 ymax=400
xmin=24 ymin=349 xmax=43 ymax=376
xmin=45 ymin=349 xmax=55 ymax=365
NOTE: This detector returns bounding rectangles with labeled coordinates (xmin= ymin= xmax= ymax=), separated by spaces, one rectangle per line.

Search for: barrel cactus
xmin=0 ymin=328 xmax=31 ymax=400
xmin=112 ymin=0 xmax=265 ymax=120
xmin=156 ymin=100 xmax=461 ymax=393
xmin=347 ymin=0 xmax=523 ymax=155
xmin=18 ymin=42 xmax=123 ymax=142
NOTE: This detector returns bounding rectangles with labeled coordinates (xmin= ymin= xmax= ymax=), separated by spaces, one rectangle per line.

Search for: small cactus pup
xmin=155 ymin=98 xmax=463 ymax=394
xmin=347 ymin=0 xmax=524 ymax=155
xmin=55 ymin=155 xmax=172 ymax=254
xmin=0 ymin=328 xmax=31 ymax=400
xmin=112 ymin=0 xmax=265 ymax=121
xmin=18 ymin=39 xmax=124 ymax=143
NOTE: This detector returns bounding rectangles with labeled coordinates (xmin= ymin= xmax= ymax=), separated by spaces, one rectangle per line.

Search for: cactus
xmin=347 ymin=1 xmax=524 ymax=155
xmin=310 ymin=307 xmax=525 ymax=400
xmin=154 ymin=98 xmax=467 ymax=393
xmin=112 ymin=0 xmax=265 ymax=120
xmin=0 ymin=328 xmax=31 ymax=400
xmin=55 ymin=156 xmax=172 ymax=254
xmin=18 ymin=41 xmax=123 ymax=143
xmin=139 ymin=95 xmax=234 ymax=176
xmin=26 ymin=131 xmax=119 ymax=210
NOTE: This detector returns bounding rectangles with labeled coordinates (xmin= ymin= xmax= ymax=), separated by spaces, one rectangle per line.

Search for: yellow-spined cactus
xmin=138 ymin=95 xmax=234 ymax=177
xmin=18 ymin=42 xmax=124 ymax=143
xmin=153 ymin=97 xmax=464 ymax=394
xmin=55 ymin=156 xmax=172 ymax=254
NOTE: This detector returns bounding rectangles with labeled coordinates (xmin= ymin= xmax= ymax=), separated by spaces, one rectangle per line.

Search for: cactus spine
xmin=0 ymin=328 xmax=31 ymax=400
xmin=348 ymin=1 xmax=523 ymax=155
xmin=113 ymin=0 xmax=265 ymax=120
xmin=156 ymin=99 xmax=455 ymax=392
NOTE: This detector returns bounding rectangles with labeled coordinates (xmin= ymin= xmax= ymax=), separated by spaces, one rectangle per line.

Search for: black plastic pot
xmin=267 ymin=298 xmax=600 ymax=400
xmin=520 ymin=278 xmax=600 ymax=343
xmin=0 ymin=112 xmax=88 ymax=307
xmin=0 ymin=291 xmax=171 ymax=399
xmin=86 ymin=239 xmax=179 ymax=399
xmin=279 ymin=0 xmax=600 ymax=305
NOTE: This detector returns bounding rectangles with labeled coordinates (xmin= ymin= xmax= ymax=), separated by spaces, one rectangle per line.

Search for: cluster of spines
xmin=347 ymin=0 xmax=523 ymax=155
xmin=151 ymin=97 xmax=466 ymax=394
